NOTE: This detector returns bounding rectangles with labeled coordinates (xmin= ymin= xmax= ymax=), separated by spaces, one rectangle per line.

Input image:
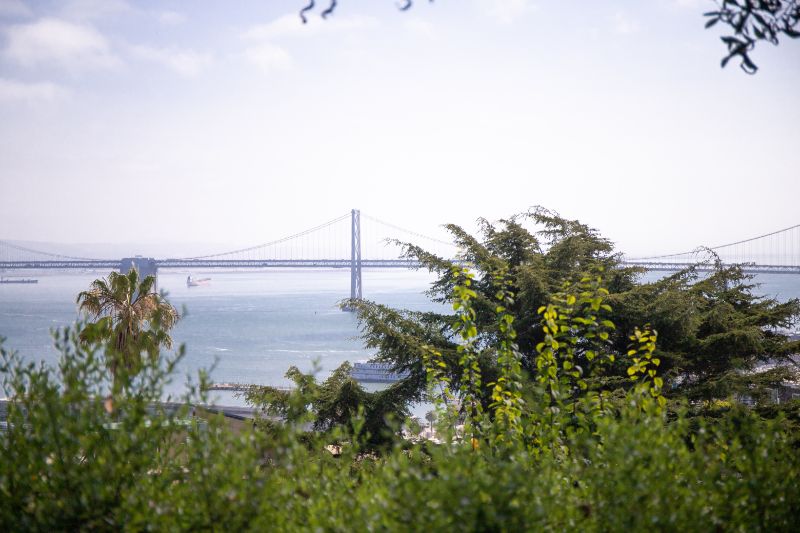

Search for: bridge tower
xmin=350 ymin=209 xmax=362 ymax=304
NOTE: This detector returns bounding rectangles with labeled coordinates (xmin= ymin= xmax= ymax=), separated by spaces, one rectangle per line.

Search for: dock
xmin=205 ymin=383 xmax=292 ymax=392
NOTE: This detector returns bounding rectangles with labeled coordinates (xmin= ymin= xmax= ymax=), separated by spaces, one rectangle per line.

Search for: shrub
xmin=1 ymin=275 xmax=798 ymax=531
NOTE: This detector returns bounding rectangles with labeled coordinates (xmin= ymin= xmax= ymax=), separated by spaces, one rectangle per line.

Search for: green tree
xmin=245 ymin=362 xmax=415 ymax=449
xmin=349 ymin=209 xmax=800 ymax=413
xmin=76 ymin=269 xmax=178 ymax=391
xmin=349 ymin=208 xmax=637 ymax=409
xmin=424 ymin=410 xmax=436 ymax=431
xmin=610 ymin=261 xmax=800 ymax=405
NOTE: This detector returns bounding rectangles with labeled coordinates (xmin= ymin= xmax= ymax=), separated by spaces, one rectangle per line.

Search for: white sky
xmin=0 ymin=0 xmax=798 ymax=256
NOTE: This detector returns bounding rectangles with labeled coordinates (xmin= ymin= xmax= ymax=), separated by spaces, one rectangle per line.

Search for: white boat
xmin=186 ymin=275 xmax=211 ymax=287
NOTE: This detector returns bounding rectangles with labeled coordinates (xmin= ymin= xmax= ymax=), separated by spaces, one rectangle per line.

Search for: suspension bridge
xmin=623 ymin=222 xmax=800 ymax=275
xmin=1 ymin=210 xmax=798 ymax=302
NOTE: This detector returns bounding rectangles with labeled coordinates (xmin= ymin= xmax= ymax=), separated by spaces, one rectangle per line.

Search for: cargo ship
xmin=186 ymin=275 xmax=211 ymax=287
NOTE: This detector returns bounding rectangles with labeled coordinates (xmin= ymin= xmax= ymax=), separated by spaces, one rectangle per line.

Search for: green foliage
xmin=450 ymin=267 xmax=485 ymax=441
xmin=244 ymin=361 xmax=413 ymax=450
xmin=611 ymin=263 xmax=800 ymax=404
xmin=487 ymin=267 xmax=525 ymax=445
xmin=626 ymin=324 xmax=667 ymax=411
xmin=353 ymin=210 xmax=800 ymax=415
xmin=0 ymin=326 xmax=190 ymax=529
xmin=418 ymin=269 xmax=666 ymax=455
xmin=76 ymin=269 xmax=179 ymax=393
xmin=1 ymin=278 xmax=799 ymax=530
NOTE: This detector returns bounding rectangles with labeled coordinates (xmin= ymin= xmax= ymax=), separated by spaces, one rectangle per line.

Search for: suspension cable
xmin=360 ymin=213 xmax=456 ymax=247
xmin=627 ymin=223 xmax=800 ymax=261
xmin=0 ymin=240 xmax=100 ymax=261
xmin=176 ymin=212 xmax=351 ymax=260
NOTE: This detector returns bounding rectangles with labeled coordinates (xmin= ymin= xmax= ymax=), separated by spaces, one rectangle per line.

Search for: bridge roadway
xmin=0 ymin=259 xmax=421 ymax=270
xmin=621 ymin=261 xmax=800 ymax=274
xmin=1 ymin=259 xmax=799 ymax=274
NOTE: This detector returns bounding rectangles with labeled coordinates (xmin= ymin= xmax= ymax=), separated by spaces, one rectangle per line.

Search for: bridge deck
xmin=621 ymin=261 xmax=800 ymax=274
xmin=1 ymin=259 xmax=798 ymax=274
xmin=0 ymin=259 xmax=420 ymax=269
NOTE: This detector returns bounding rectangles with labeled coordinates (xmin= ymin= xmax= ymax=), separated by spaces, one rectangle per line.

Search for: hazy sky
xmin=0 ymin=0 xmax=798 ymax=256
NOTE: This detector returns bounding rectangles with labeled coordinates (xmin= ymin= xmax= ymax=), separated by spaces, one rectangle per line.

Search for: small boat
xmin=186 ymin=275 xmax=211 ymax=287
xmin=0 ymin=277 xmax=38 ymax=284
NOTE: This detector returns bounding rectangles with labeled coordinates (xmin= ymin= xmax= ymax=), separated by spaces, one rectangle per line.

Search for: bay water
xmin=0 ymin=269 xmax=440 ymax=408
xmin=1 ymin=269 xmax=798 ymax=411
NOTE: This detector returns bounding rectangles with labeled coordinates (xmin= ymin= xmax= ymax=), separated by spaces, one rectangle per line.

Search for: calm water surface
xmin=0 ymin=269 xmax=440 ymax=405
xmin=1 ymin=269 xmax=798 ymax=407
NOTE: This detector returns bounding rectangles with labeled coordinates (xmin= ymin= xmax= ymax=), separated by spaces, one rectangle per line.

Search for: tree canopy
xmin=347 ymin=208 xmax=800 ymax=417
xmin=244 ymin=362 xmax=417 ymax=449
xmin=76 ymin=269 xmax=179 ymax=392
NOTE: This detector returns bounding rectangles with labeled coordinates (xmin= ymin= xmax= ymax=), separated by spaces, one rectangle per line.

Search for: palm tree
xmin=425 ymin=410 xmax=436 ymax=432
xmin=76 ymin=269 xmax=178 ymax=390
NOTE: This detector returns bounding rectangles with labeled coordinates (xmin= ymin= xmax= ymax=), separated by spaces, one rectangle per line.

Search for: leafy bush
xmin=1 ymin=272 xmax=799 ymax=531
